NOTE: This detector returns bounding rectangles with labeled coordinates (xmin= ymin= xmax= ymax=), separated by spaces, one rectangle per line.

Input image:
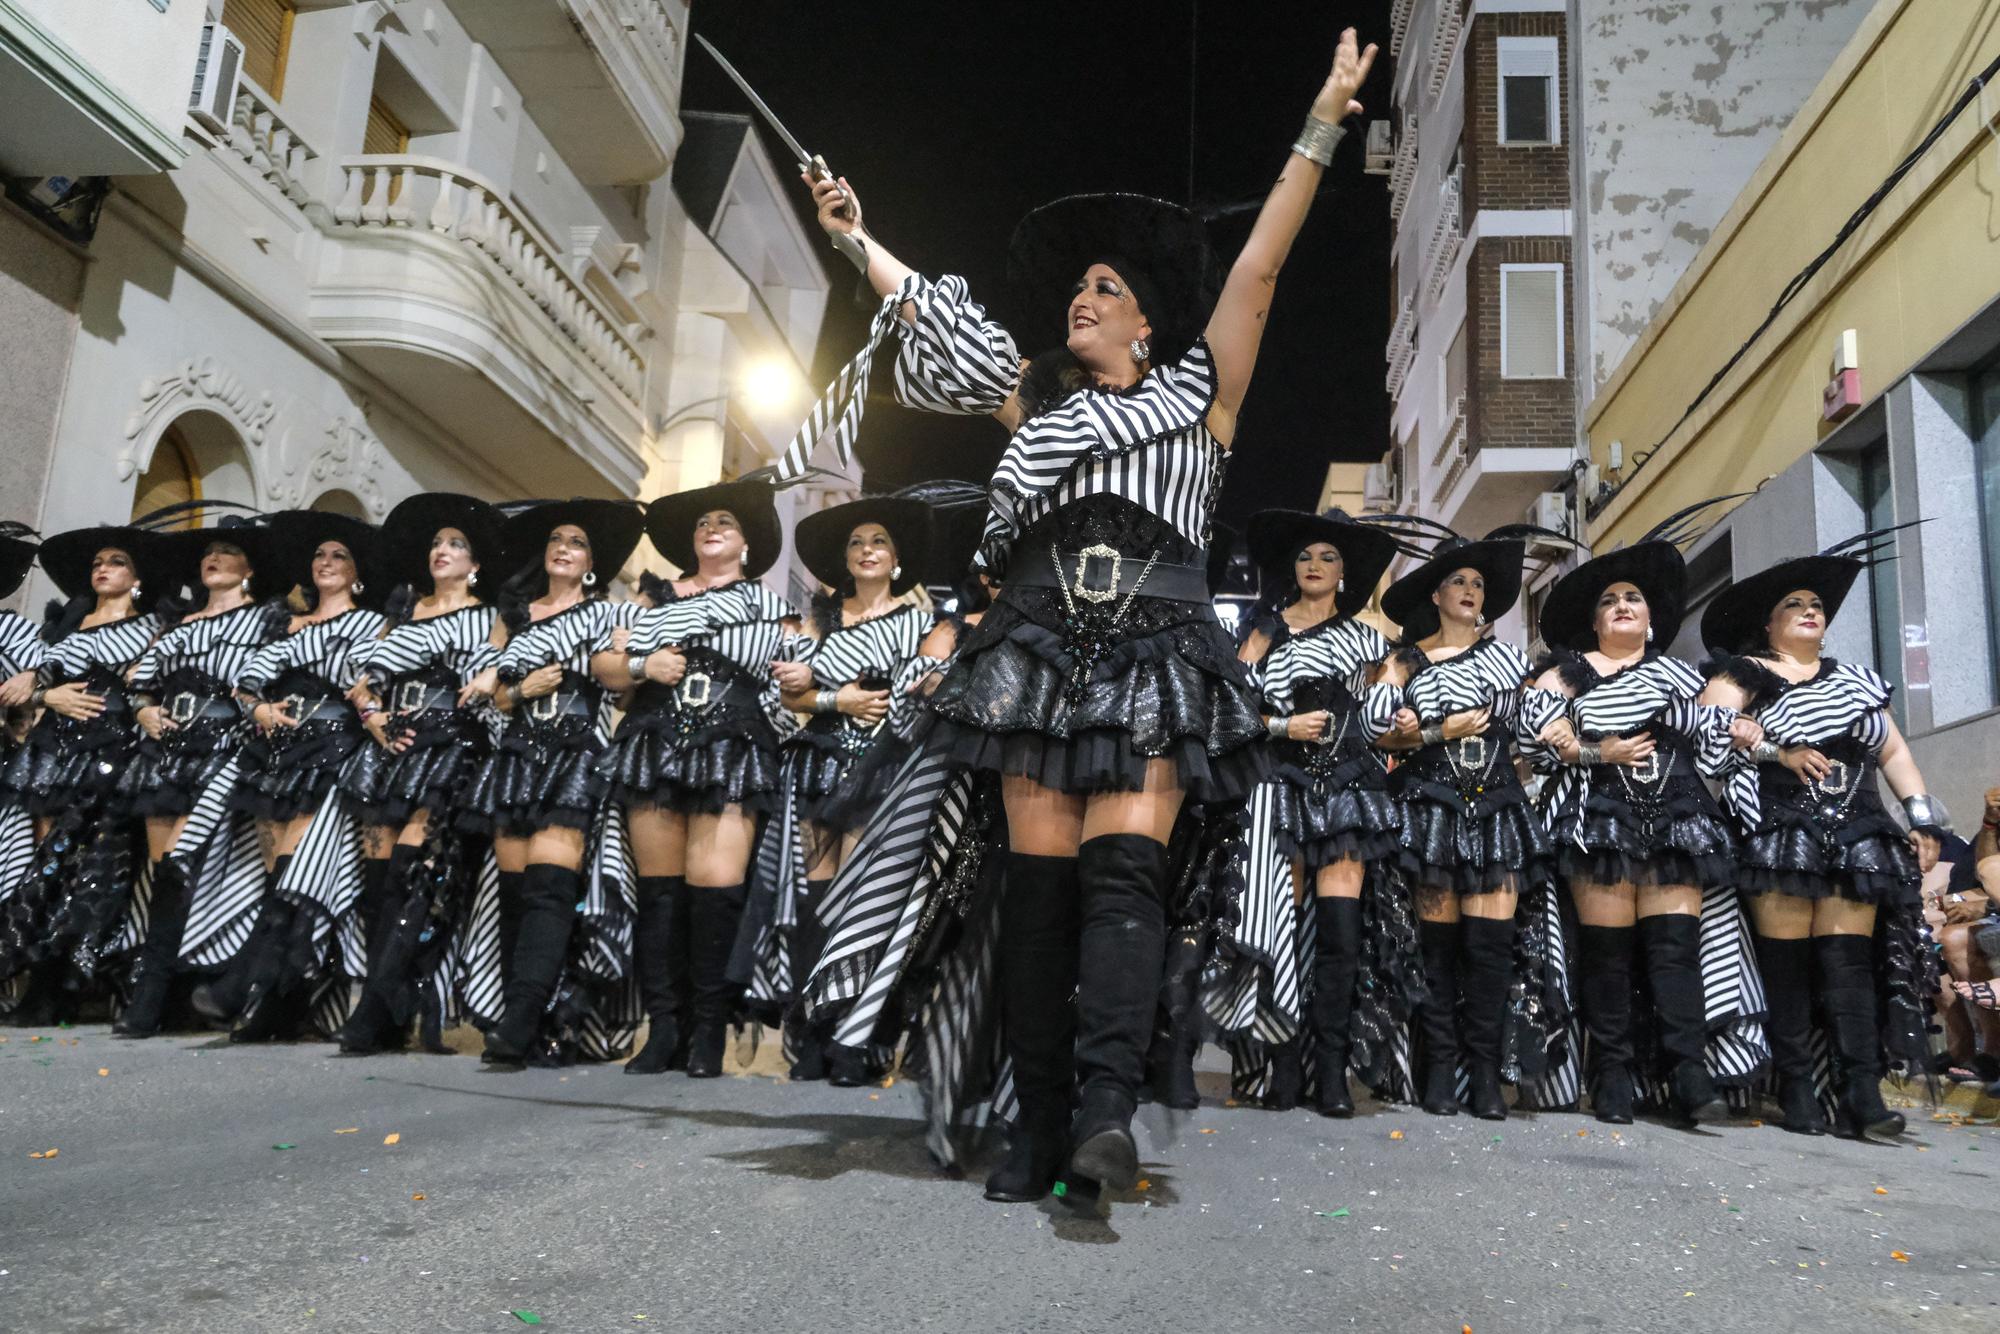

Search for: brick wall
xmin=1462 ymin=12 xmax=1570 ymax=214
xmin=1466 ymin=235 xmax=1574 ymax=454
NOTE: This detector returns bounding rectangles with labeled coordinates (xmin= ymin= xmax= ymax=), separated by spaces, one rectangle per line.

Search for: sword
xmin=694 ymin=35 xmax=850 ymax=216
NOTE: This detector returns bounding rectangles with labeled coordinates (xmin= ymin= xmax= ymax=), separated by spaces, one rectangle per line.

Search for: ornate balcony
xmin=1390 ymin=0 xmax=1417 ymax=57
xmin=1427 ymin=0 xmax=1465 ymax=102
xmin=449 ymin=0 xmax=687 ymax=184
xmin=224 ymin=78 xmax=319 ymax=212
xmin=1388 ymin=111 xmax=1419 ymax=224
xmin=1422 ymin=167 xmax=1463 ymax=302
xmin=1386 ymin=296 xmax=1416 ymax=400
xmin=315 ymin=155 xmax=652 ymax=494
xmin=1430 ymin=395 xmax=1468 ymax=507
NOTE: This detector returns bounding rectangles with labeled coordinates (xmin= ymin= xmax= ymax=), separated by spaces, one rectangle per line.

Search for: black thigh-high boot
xmin=115 ymin=855 xmax=194 ymax=1038
xmin=1638 ymin=913 xmax=1725 ymax=1124
xmin=1068 ymin=833 xmax=1170 ymax=1192
xmin=1416 ymin=918 xmax=1461 ymax=1115
xmin=337 ymin=848 xmax=424 ymax=1055
xmin=1752 ymin=933 xmax=1827 ymax=1134
xmin=482 ymin=863 xmax=579 ymax=1064
xmin=193 ymin=854 xmax=293 ymax=1027
xmin=1458 ymin=915 xmax=1515 ymax=1121
xmin=625 ymin=875 xmax=686 ymax=1075
xmin=985 ymin=852 xmax=1080 ymax=1203
xmin=1146 ymin=918 xmax=1207 ymax=1111
xmin=1814 ymin=933 xmax=1905 ymax=1141
xmin=684 ymin=882 xmax=749 ymax=1078
xmin=787 ymin=881 xmax=833 ymax=1081
xmin=1573 ymin=923 xmax=1637 ymax=1124
xmin=495 ymin=869 xmax=526 ymax=995
xmin=1309 ymin=896 xmax=1363 ymax=1117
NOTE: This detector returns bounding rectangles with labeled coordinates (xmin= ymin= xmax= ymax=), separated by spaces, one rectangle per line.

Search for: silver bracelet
xmin=1292 ymin=114 xmax=1347 ymax=167
xmin=1750 ymin=741 xmax=1782 ymax=764
xmin=1267 ymin=715 xmax=1291 ymax=741
xmin=830 ymin=230 xmax=870 ymax=274
xmin=626 ymin=654 xmax=648 ymax=682
xmin=814 ymin=688 xmax=841 ymax=714
xmin=1419 ymin=723 xmax=1445 ymax=747
xmin=1904 ymin=793 xmax=1953 ymax=835
xmin=1576 ymin=742 xmax=1602 ymax=766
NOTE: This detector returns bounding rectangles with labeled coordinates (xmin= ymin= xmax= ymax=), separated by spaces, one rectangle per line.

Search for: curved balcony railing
xmin=329 ymin=155 xmax=647 ymax=405
xmin=226 ymin=77 xmax=319 ymax=210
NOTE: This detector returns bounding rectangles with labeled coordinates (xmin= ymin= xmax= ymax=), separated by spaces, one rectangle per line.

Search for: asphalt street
xmin=3 ymin=1025 xmax=1997 ymax=1333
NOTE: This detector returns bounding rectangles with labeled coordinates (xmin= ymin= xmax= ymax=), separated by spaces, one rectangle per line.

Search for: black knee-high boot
xmin=787 ymin=881 xmax=833 ymax=1081
xmin=1146 ymin=918 xmax=1206 ymax=1112
xmin=1068 ymin=834 xmax=1169 ymax=1192
xmin=625 ymin=875 xmax=687 ymax=1075
xmin=495 ymin=869 xmax=526 ymax=996
xmin=115 ymin=855 xmax=194 ymax=1038
xmin=1573 ymin=923 xmax=1636 ymax=1124
xmin=1814 ymin=933 xmax=1905 ymax=1141
xmin=1309 ymin=896 xmax=1362 ymax=1118
xmin=1458 ymin=916 xmax=1514 ymax=1121
xmin=337 ymin=847 xmax=425 ymax=1055
xmin=193 ymin=854 xmax=293 ymax=1027
xmin=1417 ymin=918 xmax=1461 ymax=1115
xmin=985 ymin=852 xmax=1080 ymax=1203
xmin=1638 ymin=913 xmax=1725 ymax=1123
xmin=1752 ymin=933 xmax=1827 ymax=1134
xmin=482 ymin=863 xmax=579 ymax=1064
xmin=684 ymin=882 xmax=748 ymax=1078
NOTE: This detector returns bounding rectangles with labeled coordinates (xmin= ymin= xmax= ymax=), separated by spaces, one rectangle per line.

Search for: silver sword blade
xmin=694 ymin=34 xmax=820 ymax=174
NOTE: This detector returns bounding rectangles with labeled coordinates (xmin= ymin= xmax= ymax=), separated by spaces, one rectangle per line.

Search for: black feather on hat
xmin=1698 ymin=522 xmax=1920 ymax=655
xmin=1538 ymin=495 xmax=1744 ymax=652
xmin=0 ymin=521 xmax=39 ymax=601
xmin=643 ymin=481 xmax=779 ymax=581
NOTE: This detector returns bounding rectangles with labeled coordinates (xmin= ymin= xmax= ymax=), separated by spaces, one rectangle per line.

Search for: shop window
xmin=1500 ymin=264 xmax=1563 ymax=379
xmin=220 ymin=0 xmax=295 ymax=99
xmin=1497 ymin=37 xmax=1559 ymax=146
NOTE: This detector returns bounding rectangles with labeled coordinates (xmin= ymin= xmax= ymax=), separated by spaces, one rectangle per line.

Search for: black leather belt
xmin=164 ymin=691 xmax=241 ymax=724
xmin=520 ymin=689 xmax=595 ymax=723
xmin=391 ymin=680 xmax=458 ymax=714
xmin=1007 ymin=542 xmax=1211 ymax=605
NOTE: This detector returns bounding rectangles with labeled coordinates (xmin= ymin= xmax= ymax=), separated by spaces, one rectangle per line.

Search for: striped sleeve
xmin=237 ymin=634 xmax=292 ymax=697
xmin=1516 ymin=687 xmax=1569 ymax=772
xmin=1691 ymin=700 xmax=1740 ymax=780
xmin=891 ymin=274 xmax=1021 ymax=417
xmin=355 ymin=621 xmax=432 ymax=687
xmin=0 ymin=613 xmax=42 ymax=678
xmin=128 ymin=638 xmax=165 ymax=695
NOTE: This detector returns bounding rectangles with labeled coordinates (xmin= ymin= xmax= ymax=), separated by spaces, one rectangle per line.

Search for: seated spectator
xmin=1921 ymin=818 xmax=1998 ymax=1082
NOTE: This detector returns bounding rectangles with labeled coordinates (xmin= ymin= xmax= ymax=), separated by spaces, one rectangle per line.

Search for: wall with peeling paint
xmin=1573 ymin=0 xmax=1871 ymax=397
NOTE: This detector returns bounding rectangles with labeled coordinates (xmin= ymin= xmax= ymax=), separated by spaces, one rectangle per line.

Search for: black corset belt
xmin=1007 ymin=542 xmax=1210 ymax=606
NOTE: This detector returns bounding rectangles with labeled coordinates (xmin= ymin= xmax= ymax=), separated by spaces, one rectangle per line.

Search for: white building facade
xmin=0 ymin=0 xmax=832 ymax=608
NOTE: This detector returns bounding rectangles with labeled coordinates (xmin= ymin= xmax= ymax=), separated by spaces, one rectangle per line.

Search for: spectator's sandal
xmin=1953 ymin=979 xmax=2000 ymax=1011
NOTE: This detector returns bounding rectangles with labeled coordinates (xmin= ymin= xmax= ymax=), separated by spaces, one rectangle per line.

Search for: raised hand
xmin=1312 ymin=26 xmax=1379 ymax=123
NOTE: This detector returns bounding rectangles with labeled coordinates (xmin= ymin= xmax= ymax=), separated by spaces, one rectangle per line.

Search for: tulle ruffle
xmin=1736 ymin=781 xmax=1917 ymax=904
xmin=1266 ymin=756 xmax=1401 ymax=868
xmin=117 ymin=716 xmax=244 ymax=819
xmin=4 ymin=713 xmax=134 ymax=817
xmin=1548 ymin=774 xmax=1737 ymax=889
xmin=1396 ymin=789 xmax=1554 ymax=895
xmin=230 ymin=719 xmax=363 ymax=822
xmin=600 ymin=691 xmax=782 ymax=816
xmin=463 ymin=717 xmax=607 ymax=836
xmin=344 ymin=714 xmax=490 ymax=828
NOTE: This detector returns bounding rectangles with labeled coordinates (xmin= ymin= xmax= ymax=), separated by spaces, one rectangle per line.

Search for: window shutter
xmin=364 ymin=96 xmax=411 ymax=156
xmin=1501 ymin=267 xmax=1562 ymax=378
xmin=220 ymin=0 xmax=295 ymax=99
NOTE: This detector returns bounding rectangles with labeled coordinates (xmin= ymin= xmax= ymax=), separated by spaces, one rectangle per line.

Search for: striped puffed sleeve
xmin=892 ymin=274 xmax=1021 ymax=416
xmin=1514 ymin=687 xmax=1571 ymax=774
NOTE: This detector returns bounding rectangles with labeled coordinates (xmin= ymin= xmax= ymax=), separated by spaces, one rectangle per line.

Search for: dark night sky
xmin=682 ymin=1 xmax=1393 ymax=529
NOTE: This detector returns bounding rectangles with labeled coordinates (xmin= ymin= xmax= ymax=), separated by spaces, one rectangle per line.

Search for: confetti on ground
xmin=1135 ymin=1179 xmax=1151 ymax=1192
xmin=1389 ymin=1130 xmax=1404 ymax=1141
xmin=868 ymin=1093 xmax=880 ymax=1101
xmin=412 ymin=1193 xmax=426 ymax=1201
xmin=383 ymin=1133 xmax=401 ymax=1145
xmin=27 ymin=1149 xmax=57 ymax=1160
xmin=1892 ymin=1251 xmax=1910 ymax=1263
xmin=1874 ymin=1186 xmax=1888 ymax=1195
xmin=1314 ymin=1208 xmax=1351 ymax=1219
xmin=273 ymin=1144 xmax=296 ymax=1151
xmin=97 ymin=1068 xmax=108 ymax=1077
xmin=1200 ymin=1128 xmax=1218 ymax=1135
xmin=335 ymin=1128 xmax=359 ymax=1135
xmin=1577 ymin=1129 xmax=1589 ymax=1137
xmin=512 ymin=1312 xmax=542 ymax=1326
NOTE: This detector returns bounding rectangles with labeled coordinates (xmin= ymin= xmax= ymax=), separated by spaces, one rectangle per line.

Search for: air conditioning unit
xmin=1363 ymin=120 xmax=1394 ymax=175
xmin=189 ymin=23 xmax=245 ymax=135
xmin=1523 ymin=490 xmax=1573 ymax=553
xmin=1362 ymin=460 xmax=1397 ymax=510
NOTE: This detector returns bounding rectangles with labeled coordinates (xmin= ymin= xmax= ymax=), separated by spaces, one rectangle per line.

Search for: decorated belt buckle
xmin=1071 ymin=543 xmax=1122 ymax=605
xmin=283 ymin=694 xmax=308 ymax=725
xmin=527 ymin=691 xmax=560 ymax=722
xmin=1819 ymin=759 xmax=1850 ymax=794
xmin=393 ymin=680 xmax=425 ymax=713
xmin=167 ymin=693 xmax=197 ymax=724
xmin=1456 ymin=735 xmax=1487 ymax=771
xmin=1629 ymin=751 xmax=1662 ymax=785
xmin=678 ymin=671 xmax=713 ymax=709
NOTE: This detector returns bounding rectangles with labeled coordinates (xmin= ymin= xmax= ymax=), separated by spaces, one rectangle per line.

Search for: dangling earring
xmin=240 ymin=576 xmax=252 ymax=593
xmin=1129 ymin=337 xmax=1150 ymax=364
xmin=1475 ymin=613 xmax=1486 ymax=628
xmin=131 ymin=580 xmax=142 ymax=598
xmin=739 ymin=549 xmax=749 ymax=567
xmin=1337 ymin=577 xmax=1346 ymax=592
xmin=583 ymin=571 xmax=597 ymax=588
xmin=467 ymin=570 xmax=478 ymax=587
xmin=1644 ymin=626 xmax=1654 ymax=643
xmin=351 ymin=580 xmax=365 ymax=596
xmin=891 ymin=564 xmax=902 ymax=581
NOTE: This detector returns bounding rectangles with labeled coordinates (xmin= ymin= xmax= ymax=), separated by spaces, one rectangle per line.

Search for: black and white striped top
xmin=496 ymin=599 xmax=630 ymax=682
xmin=616 ymin=581 xmax=797 ymax=737
xmin=0 ymin=610 xmax=44 ymax=679
xmin=890 ymin=274 xmax=1223 ymax=570
xmin=39 ymin=613 xmax=162 ymax=687
xmin=803 ymin=603 xmax=931 ymax=691
xmin=1708 ymin=656 xmax=1894 ymax=831
xmin=1397 ymin=636 xmax=1534 ymax=730
xmin=355 ymin=604 xmax=502 ymax=690
xmin=239 ymin=607 xmax=387 ymax=697
xmin=129 ymin=603 xmax=277 ymax=696
xmin=1253 ymin=615 xmax=1398 ymax=738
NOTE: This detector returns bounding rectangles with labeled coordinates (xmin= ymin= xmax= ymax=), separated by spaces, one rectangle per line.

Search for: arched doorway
xmin=310 ymin=489 xmax=368 ymax=518
xmin=132 ymin=410 xmax=256 ymax=526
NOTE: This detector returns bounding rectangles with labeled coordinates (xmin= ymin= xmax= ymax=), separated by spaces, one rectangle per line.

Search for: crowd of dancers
xmin=0 ymin=28 xmax=1970 ymax=1209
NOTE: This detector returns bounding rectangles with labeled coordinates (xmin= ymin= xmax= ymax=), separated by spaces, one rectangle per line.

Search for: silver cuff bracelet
xmin=1267 ymin=716 xmax=1291 ymax=741
xmin=1904 ymin=793 xmax=1953 ymax=834
xmin=814 ymin=688 xmax=841 ymax=714
xmin=1419 ymin=723 xmax=1445 ymax=748
xmin=830 ymin=230 xmax=870 ymax=274
xmin=1576 ymin=742 xmax=1602 ymax=766
xmin=1293 ymin=114 xmax=1348 ymax=167
xmin=627 ymin=654 xmax=648 ymax=682
xmin=1750 ymin=741 xmax=1782 ymax=764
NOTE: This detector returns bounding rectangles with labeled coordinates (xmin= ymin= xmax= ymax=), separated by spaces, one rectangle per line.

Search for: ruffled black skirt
xmin=4 ymin=712 xmax=134 ymax=818
xmin=466 ymin=715 xmax=607 ymax=837
xmin=1395 ymin=738 xmax=1553 ymax=895
xmin=601 ymin=683 xmax=782 ymax=816
xmin=924 ymin=499 xmax=1267 ymax=805
xmin=230 ymin=717 xmax=365 ymax=822
xmin=118 ymin=715 xmax=245 ymax=819
xmin=1266 ymin=738 xmax=1400 ymax=868
xmin=1737 ymin=782 xmax=1917 ymax=905
xmin=343 ymin=711 xmax=490 ymax=828
xmin=1547 ymin=762 xmax=1737 ymax=889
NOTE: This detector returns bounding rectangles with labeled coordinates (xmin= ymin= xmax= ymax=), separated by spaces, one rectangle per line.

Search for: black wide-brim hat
xmin=501 ymin=498 xmax=645 ymax=586
xmin=1381 ymin=537 xmax=1528 ymax=640
xmin=380 ymin=492 xmax=503 ymax=591
xmin=1007 ymin=193 xmax=1218 ymax=365
xmin=796 ymin=496 xmax=934 ymax=597
xmin=166 ymin=517 xmax=283 ymax=595
xmin=37 ymin=524 xmax=180 ymax=601
xmin=266 ymin=510 xmax=384 ymax=607
xmin=1700 ymin=554 xmax=1864 ymax=656
xmin=645 ymin=480 xmax=780 ymax=581
xmin=0 ymin=528 xmax=38 ymax=601
xmin=1247 ymin=509 xmax=1403 ymax=609
xmin=1540 ymin=540 xmax=1690 ymax=652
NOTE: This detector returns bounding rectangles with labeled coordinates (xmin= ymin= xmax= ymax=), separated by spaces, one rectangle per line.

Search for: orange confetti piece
xmin=882 ymin=1075 xmax=896 ymax=1088
xmin=412 ymin=1193 xmax=426 ymax=1201
xmin=97 ymin=1068 xmax=108 ymax=1077
xmin=1750 ymin=1119 xmax=1763 ymax=1127
xmin=1577 ymin=1129 xmax=1590 ymax=1137
xmin=868 ymin=1093 xmax=880 ymax=1101
xmin=1389 ymin=1130 xmax=1405 ymax=1141
xmin=28 ymin=1035 xmax=41 ymax=1043
xmin=383 ymin=1133 xmax=401 ymax=1145
xmin=1890 ymin=1251 xmax=1910 ymax=1263
xmin=1136 ymin=1179 xmax=1152 ymax=1192
xmin=1200 ymin=1127 xmax=1218 ymax=1135
xmin=1873 ymin=1186 xmax=1888 ymax=1195
xmin=27 ymin=1148 xmax=57 ymax=1159
xmin=335 ymin=1128 xmax=359 ymax=1134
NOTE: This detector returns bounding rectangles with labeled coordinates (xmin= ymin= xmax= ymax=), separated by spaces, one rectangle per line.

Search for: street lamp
xmin=651 ymin=357 xmax=805 ymax=436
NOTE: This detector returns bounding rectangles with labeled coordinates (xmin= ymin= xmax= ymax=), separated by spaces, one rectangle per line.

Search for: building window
xmin=1443 ymin=318 xmax=1468 ymax=414
xmin=1499 ymin=264 xmax=1564 ymax=379
xmin=364 ymin=96 xmax=410 ymax=156
xmin=132 ymin=425 xmax=200 ymax=524
xmin=220 ymin=0 xmax=295 ymax=99
xmin=1497 ymin=37 xmax=1559 ymax=146
xmin=1858 ymin=443 xmax=1907 ymax=720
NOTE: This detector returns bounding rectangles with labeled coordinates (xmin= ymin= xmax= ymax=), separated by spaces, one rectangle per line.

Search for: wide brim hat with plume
xmin=1007 ymin=193 xmax=1219 ymax=366
xmin=1380 ymin=520 xmax=1578 ymax=639
xmin=37 ymin=506 xmax=188 ymax=603
xmin=1539 ymin=496 xmax=1744 ymax=652
xmin=1699 ymin=523 xmax=1916 ymax=655
xmin=1246 ymin=508 xmax=1408 ymax=610
xmin=502 ymin=498 xmax=646 ymax=586
xmin=795 ymin=494 xmax=936 ymax=597
xmin=643 ymin=481 xmax=779 ymax=581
